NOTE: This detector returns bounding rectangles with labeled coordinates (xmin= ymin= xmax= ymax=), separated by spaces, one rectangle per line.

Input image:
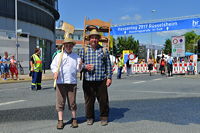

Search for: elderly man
xmin=79 ymin=29 xmax=112 ymax=126
xmin=51 ymin=38 xmax=82 ymax=129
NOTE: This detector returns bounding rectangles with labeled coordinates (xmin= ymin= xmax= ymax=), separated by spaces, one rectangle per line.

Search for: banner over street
xmin=111 ymin=17 xmax=200 ymax=35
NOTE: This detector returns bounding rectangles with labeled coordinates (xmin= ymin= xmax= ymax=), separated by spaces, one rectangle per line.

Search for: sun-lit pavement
xmin=0 ymin=70 xmax=53 ymax=84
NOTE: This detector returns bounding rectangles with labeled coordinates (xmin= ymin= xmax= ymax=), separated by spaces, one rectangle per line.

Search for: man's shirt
xmin=0 ymin=57 xmax=10 ymax=68
xmin=51 ymin=51 xmax=82 ymax=84
xmin=79 ymin=45 xmax=112 ymax=81
xmin=167 ymin=56 xmax=173 ymax=65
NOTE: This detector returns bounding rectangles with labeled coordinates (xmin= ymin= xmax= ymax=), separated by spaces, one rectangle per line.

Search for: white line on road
xmin=153 ymin=78 xmax=162 ymax=81
xmin=132 ymin=81 xmax=146 ymax=84
xmin=0 ymin=100 xmax=26 ymax=106
xmin=133 ymin=90 xmax=200 ymax=95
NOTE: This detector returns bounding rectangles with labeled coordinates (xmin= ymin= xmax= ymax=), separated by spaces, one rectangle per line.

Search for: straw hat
xmin=86 ymin=25 xmax=98 ymax=31
xmin=88 ymin=29 xmax=101 ymax=39
xmin=62 ymin=38 xmax=76 ymax=45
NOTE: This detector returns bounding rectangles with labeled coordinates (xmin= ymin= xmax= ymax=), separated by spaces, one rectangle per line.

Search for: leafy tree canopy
xmin=111 ymin=36 xmax=139 ymax=57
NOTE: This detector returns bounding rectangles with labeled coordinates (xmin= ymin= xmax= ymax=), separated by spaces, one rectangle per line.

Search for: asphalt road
xmin=0 ymin=74 xmax=200 ymax=133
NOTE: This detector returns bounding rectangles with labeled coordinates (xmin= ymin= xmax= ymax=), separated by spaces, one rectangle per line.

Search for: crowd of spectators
xmin=0 ymin=51 xmax=18 ymax=80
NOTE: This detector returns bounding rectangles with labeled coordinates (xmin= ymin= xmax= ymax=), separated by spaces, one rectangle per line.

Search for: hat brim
xmin=88 ymin=34 xmax=101 ymax=38
xmin=62 ymin=41 xmax=76 ymax=45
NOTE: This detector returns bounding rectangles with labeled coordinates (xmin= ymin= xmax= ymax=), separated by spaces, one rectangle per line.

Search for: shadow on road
xmin=110 ymin=97 xmax=200 ymax=125
xmin=1 ymin=97 xmax=200 ymax=125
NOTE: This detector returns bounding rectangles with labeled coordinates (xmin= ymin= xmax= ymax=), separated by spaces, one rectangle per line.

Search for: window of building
xmin=78 ymin=35 xmax=81 ymax=40
xmin=0 ymin=0 xmax=55 ymax=32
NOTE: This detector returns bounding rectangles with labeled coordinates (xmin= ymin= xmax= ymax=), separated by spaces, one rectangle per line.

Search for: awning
xmin=185 ymin=52 xmax=194 ymax=56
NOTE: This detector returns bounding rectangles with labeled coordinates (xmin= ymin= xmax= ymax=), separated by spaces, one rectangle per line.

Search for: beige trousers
xmin=56 ymin=84 xmax=77 ymax=112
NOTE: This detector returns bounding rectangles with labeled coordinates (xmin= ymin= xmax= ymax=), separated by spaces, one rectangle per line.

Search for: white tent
xmin=157 ymin=54 xmax=169 ymax=59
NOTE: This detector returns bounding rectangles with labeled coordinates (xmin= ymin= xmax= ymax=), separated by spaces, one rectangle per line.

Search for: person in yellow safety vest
xmin=117 ymin=54 xmax=124 ymax=79
xmin=30 ymin=48 xmax=42 ymax=91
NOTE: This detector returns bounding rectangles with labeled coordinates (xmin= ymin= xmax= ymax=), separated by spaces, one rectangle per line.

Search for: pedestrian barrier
xmin=172 ymin=62 xmax=197 ymax=74
xmin=112 ymin=62 xmax=198 ymax=75
xmin=112 ymin=65 xmax=118 ymax=74
xmin=132 ymin=63 xmax=157 ymax=73
xmin=112 ymin=63 xmax=157 ymax=74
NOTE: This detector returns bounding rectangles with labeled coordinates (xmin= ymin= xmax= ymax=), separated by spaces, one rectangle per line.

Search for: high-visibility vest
xmin=118 ymin=57 xmax=124 ymax=67
xmin=32 ymin=54 xmax=42 ymax=72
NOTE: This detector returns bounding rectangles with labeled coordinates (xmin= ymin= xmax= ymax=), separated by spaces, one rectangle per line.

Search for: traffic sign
xmin=172 ymin=36 xmax=185 ymax=57
xmin=128 ymin=53 xmax=135 ymax=60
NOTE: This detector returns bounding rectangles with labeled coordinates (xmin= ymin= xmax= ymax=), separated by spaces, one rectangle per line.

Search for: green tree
xmin=164 ymin=31 xmax=200 ymax=54
xmin=113 ymin=36 xmax=139 ymax=56
xmin=184 ymin=31 xmax=197 ymax=53
xmin=110 ymin=37 xmax=117 ymax=56
xmin=163 ymin=39 xmax=171 ymax=54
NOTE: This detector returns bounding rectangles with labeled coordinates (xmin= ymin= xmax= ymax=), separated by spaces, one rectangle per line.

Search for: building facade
xmin=56 ymin=28 xmax=83 ymax=54
xmin=0 ymin=0 xmax=59 ymax=73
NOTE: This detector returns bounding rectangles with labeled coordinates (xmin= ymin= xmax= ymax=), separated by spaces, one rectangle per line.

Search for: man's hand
xmin=106 ymin=79 xmax=112 ymax=87
xmin=85 ymin=64 xmax=94 ymax=71
xmin=53 ymin=72 xmax=58 ymax=80
xmin=29 ymin=71 xmax=32 ymax=77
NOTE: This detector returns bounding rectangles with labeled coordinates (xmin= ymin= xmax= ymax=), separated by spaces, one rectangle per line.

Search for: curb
xmin=180 ymin=74 xmax=200 ymax=79
xmin=0 ymin=75 xmax=53 ymax=84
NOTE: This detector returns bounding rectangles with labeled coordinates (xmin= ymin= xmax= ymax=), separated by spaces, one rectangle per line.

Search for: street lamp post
xmin=15 ymin=0 xmax=19 ymax=68
xmin=150 ymin=9 xmax=156 ymax=57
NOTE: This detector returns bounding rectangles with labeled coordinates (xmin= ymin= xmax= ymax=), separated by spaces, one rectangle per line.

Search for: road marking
xmin=153 ymin=78 xmax=162 ymax=81
xmin=132 ymin=81 xmax=146 ymax=84
xmin=0 ymin=100 xmax=26 ymax=106
xmin=133 ymin=90 xmax=200 ymax=95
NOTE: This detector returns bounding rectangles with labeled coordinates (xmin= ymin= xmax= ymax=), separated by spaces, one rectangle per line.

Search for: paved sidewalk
xmin=0 ymin=70 xmax=53 ymax=84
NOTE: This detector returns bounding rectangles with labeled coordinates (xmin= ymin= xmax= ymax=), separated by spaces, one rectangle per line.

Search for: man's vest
xmin=32 ymin=54 xmax=42 ymax=72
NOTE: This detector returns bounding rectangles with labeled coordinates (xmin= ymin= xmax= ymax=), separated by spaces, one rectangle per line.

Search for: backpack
xmin=161 ymin=59 xmax=165 ymax=66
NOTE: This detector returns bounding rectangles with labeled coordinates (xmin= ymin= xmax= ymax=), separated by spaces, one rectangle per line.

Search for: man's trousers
xmin=31 ymin=71 xmax=42 ymax=90
xmin=83 ymin=79 xmax=109 ymax=120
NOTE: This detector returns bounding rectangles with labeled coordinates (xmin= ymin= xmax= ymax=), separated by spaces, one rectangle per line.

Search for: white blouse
xmin=51 ymin=51 xmax=82 ymax=84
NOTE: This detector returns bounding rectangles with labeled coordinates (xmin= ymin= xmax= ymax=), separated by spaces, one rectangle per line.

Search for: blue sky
xmin=58 ymin=0 xmax=200 ymax=45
